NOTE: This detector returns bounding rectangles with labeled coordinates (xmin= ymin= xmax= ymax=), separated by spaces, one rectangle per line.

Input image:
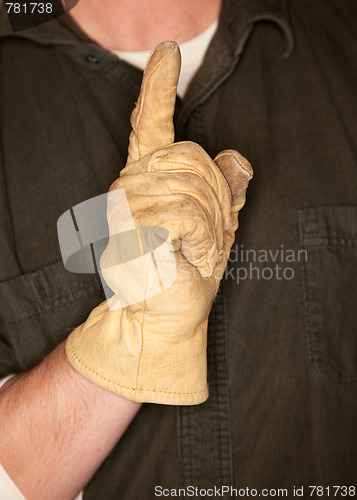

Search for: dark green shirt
xmin=0 ymin=1 xmax=356 ymax=498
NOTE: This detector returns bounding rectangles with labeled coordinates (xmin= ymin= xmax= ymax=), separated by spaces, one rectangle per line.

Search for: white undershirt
xmin=0 ymin=20 xmax=219 ymax=500
xmin=112 ymin=20 xmax=218 ymax=97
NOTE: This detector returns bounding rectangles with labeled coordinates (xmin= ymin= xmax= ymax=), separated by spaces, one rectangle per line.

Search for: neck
xmin=70 ymin=0 xmax=222 ymax=51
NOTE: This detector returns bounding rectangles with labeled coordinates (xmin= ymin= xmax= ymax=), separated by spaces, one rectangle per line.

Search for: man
xmin=0 ymin=0 xmax=356 ymax=499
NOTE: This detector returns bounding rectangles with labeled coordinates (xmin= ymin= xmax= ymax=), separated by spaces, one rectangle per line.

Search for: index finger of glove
xmin=127 ymin=41 xmax=181 ymax=165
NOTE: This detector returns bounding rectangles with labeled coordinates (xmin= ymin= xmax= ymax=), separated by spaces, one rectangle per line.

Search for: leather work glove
xmin=65 ymin=41 xmax=253 ymax=405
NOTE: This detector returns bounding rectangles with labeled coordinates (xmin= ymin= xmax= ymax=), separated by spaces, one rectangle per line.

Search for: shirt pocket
xmin=299 ymin=206 xmax=357 ymax=384
xmin=0 ymin=259 xmax=104 ymax=374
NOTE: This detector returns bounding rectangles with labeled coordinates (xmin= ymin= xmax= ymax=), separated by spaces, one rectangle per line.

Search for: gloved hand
xmin=65 ymin=41 xmax=253 ymax=405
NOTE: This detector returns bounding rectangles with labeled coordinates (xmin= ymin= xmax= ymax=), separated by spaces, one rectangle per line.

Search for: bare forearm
xmin=0 ymin=342 xmax=141 ymax=500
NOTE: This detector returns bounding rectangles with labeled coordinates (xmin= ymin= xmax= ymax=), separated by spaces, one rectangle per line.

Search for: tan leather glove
xmin=65 ymin=41 xmax=253 ymax=405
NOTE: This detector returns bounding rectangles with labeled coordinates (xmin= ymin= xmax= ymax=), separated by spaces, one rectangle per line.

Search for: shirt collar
xmin=0 ymin=0 xmax=294 ymax=136
xmin=0 ymin=0 xmax=293 ymax=56
xmin=242 ymin=0 xmax=294 ymax=57
xmin=174 ymin=0 xmax=293 ymax=133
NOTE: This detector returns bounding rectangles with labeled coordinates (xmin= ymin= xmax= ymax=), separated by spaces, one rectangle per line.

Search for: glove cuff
xmin=65 ymin=304 xmax=208 ymax=405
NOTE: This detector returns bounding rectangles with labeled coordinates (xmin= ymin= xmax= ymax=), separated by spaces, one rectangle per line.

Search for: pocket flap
xmin=0 ymin=260 xmax=104 ymax=372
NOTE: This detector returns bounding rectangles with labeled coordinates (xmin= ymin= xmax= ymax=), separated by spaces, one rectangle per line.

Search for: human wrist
xmin=0 ymin=340 xmax=141 ymax=500
xmin=58 ymin=340 xmax=141 ymax=413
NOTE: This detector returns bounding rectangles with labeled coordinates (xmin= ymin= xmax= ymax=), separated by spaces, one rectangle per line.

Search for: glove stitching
xmin=169 ymin=188 xmax=217 ymax=272
xmin=135 ymin=300 xmax=147 ymax=393
xmin=168 ymin=189 xmax=209 ymax=218
xmin=150 ymin=163 xmax=227 ymax=232
xmin=156 ymin=214 xmax=214 ymax=249
xmin=67 ymin=337 xmax=207 ymax=395
xmin=136 ymin=45 xmax=176 ymax=159
xmin=215 ymin=151 xmax=253 ymax=176
xmin=150 ymin=161 xmax=207 ymax=182
xmin=150 ymin=158 xmax=231 ymax=205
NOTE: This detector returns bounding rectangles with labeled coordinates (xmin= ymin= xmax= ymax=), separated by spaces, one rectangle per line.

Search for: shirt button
xmin=86 ymin=54 xmax=100 ymax=64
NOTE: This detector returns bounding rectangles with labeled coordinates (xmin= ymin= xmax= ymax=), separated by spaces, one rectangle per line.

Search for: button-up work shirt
xmin=0 ymin=1 xmax=356 ymax=498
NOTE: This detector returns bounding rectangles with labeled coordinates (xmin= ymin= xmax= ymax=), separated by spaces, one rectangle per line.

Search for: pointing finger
xmin=127 ymin=41 xmax=181 ymax=165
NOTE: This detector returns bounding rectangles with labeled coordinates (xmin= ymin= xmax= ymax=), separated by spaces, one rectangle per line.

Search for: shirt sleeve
xmin=0 ymin=374 xmax=15 ymax=389
xmin=0 ymin=376 xmax=84 ymax=500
